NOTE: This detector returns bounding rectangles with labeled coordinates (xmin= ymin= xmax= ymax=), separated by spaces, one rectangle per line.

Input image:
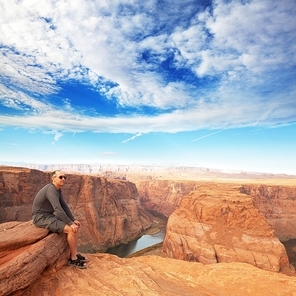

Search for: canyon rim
xmin=1 ymin=165 xmax=296 ymax=295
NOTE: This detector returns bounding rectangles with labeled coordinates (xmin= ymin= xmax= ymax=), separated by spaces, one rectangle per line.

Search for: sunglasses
xmin=58 ymin=175 xmax=67 ymax=180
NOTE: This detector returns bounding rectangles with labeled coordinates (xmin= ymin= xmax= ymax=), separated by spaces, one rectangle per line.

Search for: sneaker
xmin=67 ymin=258 xmax=87 ymax=269
xmin=77 ymin=253 xmax=89 ymax=263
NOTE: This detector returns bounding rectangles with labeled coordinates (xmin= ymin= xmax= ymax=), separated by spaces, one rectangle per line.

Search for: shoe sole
xmin=67 ymin=261 xmax=87 ymax=269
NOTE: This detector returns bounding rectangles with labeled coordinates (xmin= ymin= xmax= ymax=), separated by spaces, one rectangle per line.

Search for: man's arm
xmin=59 ymin=192 xmax=75 ymax=222
xmin=46 ymin=185 xmax=74 ymax=225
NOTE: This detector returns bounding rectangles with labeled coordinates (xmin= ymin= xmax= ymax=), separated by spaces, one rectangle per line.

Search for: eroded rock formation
xmin=23 ymin=256 xmax=296 ymax=296
xmin=2 ymin=221 xmax=296 ymax=296
xmin=0 ymin=221 xmax=69 ymax=296
xmin=162 ymin=183 xmax=293 ymax=273
xmin=0 ymin=166 xmax=152 ymax=252
xmin=2 ymin=167 xmax=296 ymax=295
xmin=240 ymin=184 xmax=296 ymax=240
xmin=0 ymin=167 xmax=47 ymax=222
xmin=136 ymin=180 xmax=199 ymax=217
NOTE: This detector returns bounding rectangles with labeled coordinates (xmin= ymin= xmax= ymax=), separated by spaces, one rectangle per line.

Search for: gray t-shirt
xmin=32 ymin=183 xmax=75 ymax=225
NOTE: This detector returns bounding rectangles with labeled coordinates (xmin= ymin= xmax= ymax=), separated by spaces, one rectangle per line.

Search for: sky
xmin=0 ymin=0 xmax=296 ymax=175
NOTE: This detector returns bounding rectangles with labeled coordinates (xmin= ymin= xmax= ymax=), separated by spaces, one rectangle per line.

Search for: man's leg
xmin=63 ymin=224 xmax=79 ymax=260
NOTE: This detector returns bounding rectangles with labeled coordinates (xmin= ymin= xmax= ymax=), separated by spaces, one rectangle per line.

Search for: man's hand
xmin=73 ymin=220 xmax=81 ymax=227
xmin=70 ymin=223 xmax=79 ymax=233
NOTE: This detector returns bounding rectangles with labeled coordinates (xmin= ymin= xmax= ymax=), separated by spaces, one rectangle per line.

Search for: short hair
xmin=52 ymin=170 xmax=60 ymax=177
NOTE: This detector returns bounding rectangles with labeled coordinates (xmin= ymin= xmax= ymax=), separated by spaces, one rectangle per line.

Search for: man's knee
xmin=63 ymin=224 xmax=72 ymax=234
xmin=63 ymin=224 xmax=79 ymax=235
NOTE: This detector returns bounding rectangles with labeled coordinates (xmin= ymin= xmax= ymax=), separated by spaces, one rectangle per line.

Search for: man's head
xmin=52 ymin=170 xmax=67 ymax=189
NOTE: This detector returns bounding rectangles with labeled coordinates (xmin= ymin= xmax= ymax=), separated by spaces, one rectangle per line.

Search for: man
xmin=32 ymin=170 xmax=87 ymax=269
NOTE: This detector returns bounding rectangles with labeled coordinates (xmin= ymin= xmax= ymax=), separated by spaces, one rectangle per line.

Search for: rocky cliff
xmin=0 ymin=166 xmax=152 ymax=252
xmin=0 ymin=221 xmax=69 ymax=296
xmin=137 ymin=180 xmax=296 ymax=241
xmin=0 ymin=167 xmax=48 ymax=221
xmin=136 ymin=180 xmax=199 ymax=217
xmin=162 ymin=183 xmax=293 ymax=273
xmin=1 ymin=221 xmax=296 ymax=296
xmin=240 ymin=184 xmax=296 ymax=240
xmin=2 ymin=167 xmax=296 ymax=294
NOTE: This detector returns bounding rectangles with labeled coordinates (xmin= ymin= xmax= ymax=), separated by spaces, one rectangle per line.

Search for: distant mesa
xmin=1 ymin=161 xmax=295 ymax=181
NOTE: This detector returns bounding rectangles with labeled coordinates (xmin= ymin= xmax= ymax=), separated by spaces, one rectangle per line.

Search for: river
xmin=107 ymin=228 xmax=166 ymax=258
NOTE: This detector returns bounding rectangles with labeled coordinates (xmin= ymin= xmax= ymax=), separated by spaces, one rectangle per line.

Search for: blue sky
xmin=0 ymin=0 xmax=296 ymax=175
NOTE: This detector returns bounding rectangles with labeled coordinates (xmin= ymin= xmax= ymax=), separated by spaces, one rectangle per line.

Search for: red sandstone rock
xmin=0 ymin=221 xmax=69 ymax=296
xmin=13 ymin=254 xmax=296 ymax=296
xmin=240 ymin=184 xmax=296 ymax=240
xmin=1 ymin=220 xmax=295 ymax=296
xmin=0 ymin=221 xmax=48 ymax=254
xmin=162 ymin=183 xmax=293 ymax=273
xmin=136 ymin=180 xmax=199 ymax=217
xmin=2 ymin=167 xmax=296 ymax=295
xmin=0 ymin=167 xmax=48 ymax=222
xmin=1 ymin=204 xmax=296 ymax=295
xmin=0 ymin=166 xmax=152 ymax=252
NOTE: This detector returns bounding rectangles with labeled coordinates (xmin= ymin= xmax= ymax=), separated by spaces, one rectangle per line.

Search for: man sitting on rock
xmin=32 ymin=170 xmax=87 ymax=269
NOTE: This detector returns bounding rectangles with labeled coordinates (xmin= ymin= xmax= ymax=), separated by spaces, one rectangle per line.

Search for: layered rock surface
xmin=0 ymin=221 xmax=69 ymax=296
xmin=2 ymin=221 xmax=296 ymax=296
xmin=163 ymin=183 xmax=292 ymax=272
xmin=240 ymin=184 xmax=296 ymax=240
xmin=136 ymin=180 xmax=199 ymax=217
xmin=2 ymin=167 xmax=296 ymax=295
xmin=20 ymin=256 xmax=296 ymax=296
xmin=0 ymin=166 xmax=152 ymax=252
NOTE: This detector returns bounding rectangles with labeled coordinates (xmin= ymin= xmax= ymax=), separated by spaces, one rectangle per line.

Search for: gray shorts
xmin=33 ymin=213 xmax=66 ymax=233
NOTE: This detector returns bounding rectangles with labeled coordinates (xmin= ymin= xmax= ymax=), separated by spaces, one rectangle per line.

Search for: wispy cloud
xmin=0 ymin=90 xmax=295 ymax=134
xmin=47 ymin=131 xmax=63 ymax=145
xmin=122 ymin=132 xmax=144 ymax=143
xmin=0 ymin=0 xmax=295 ymax=134
xmin=191 ymin=128 xmax=229 ymax=142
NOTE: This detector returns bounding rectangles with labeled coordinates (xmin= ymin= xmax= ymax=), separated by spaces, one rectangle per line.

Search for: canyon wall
xmin=162 ymin=183 xmax=292 ymax=273
xmin=137 ymin=180 xmax=296 ymax=241
xmin=136 ymin=180 xmax=199 ymax=217
xmin=0 ymin=166 xmax=152 ymax=252
xmin=2 ymin=221 xmax=296 ymax=296
xmin=240 ymin=184 xmax=296 ymax=240
xmin=2 ymin=168 xmax=296 ymax=294
xmin=0 ymin=167 xmax=47 ymax=221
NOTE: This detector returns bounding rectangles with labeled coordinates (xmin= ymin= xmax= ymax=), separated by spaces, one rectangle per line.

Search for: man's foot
xmin=77 ymin=253 xmax=89 ymax=262
xmin=67 ymin=258 xmax=87 ymax=269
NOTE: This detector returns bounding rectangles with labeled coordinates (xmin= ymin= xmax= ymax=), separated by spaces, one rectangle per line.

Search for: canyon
xmin=0 ymin=166 xmax=152 ymax=252
xmin=1 ymin=221 xmax=296 ymax=296
xmin=162 ymin=183 xmax=290 ymax=272
xmin=1 ymin=165 xmax=296 ymax=295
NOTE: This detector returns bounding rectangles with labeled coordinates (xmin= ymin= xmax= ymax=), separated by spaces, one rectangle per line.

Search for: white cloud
xmin=0 ymin=0 xmax=295 ymax=133
xmin=191 ymin=128 xmax=229 ymax=142
xmin=0 ymin=84 xmax=52 ymax=113
xmin=50 ymin=131 xmax=63 ymax=145
xmin=1 ymin=86 xmax=294 ymax=134
xmin=201 ymin=0 xmax=296 ymax=75
xmin=122 ymin=132 xmax=144 ymax=143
